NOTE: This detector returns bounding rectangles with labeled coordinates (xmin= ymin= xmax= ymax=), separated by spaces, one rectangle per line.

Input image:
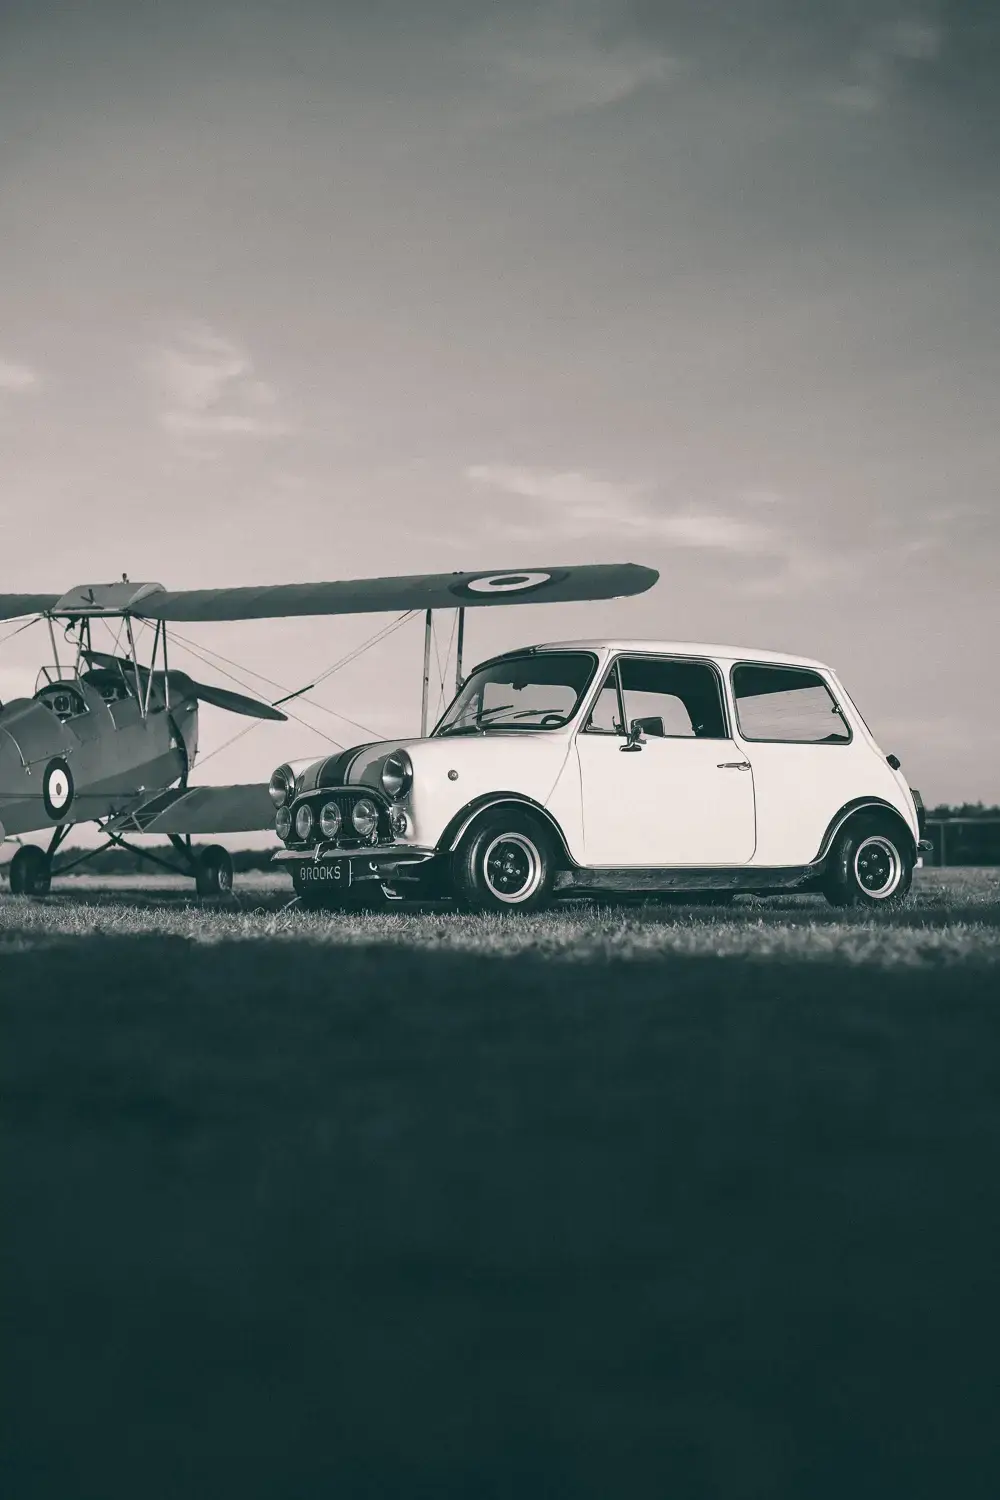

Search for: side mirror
xmin=632 ymin=715 xmax=664 ymax=738
xmin=619 ymin=720 xmax=645 ymax=753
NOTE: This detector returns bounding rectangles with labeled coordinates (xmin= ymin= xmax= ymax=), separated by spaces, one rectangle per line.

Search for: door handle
xmin=717 ymin=761 xmax=751 ymax=770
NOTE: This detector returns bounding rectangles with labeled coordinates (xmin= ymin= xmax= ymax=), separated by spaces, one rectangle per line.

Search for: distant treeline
xmin=927 ymin=804 xmax=1000 ymax=820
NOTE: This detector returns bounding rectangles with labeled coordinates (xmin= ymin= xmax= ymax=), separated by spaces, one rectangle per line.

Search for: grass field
xmin=2 ymin=869 xmax=999 ymax=1497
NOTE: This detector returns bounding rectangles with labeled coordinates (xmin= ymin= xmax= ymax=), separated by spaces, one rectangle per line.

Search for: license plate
xmin=302 ymin=858 xmax=352 ymax=888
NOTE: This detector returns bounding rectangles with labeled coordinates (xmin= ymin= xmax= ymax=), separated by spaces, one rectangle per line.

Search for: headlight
xmin=295 ymin=803 xmax=314 ymax=841
xmin=268 ymin=764 xmax=293 ymax=807
xmin=275 ymin=806 xmax=292 ymax=840
xmin=319 ymin=801 xmax=342 ymax=839
xmin=351 ymin=797 xmax=379 ymax=838
xmin=390 ymin=806 xmax=409 ymax=837
xmin=380 ymin=751 xmax=413 ymax=800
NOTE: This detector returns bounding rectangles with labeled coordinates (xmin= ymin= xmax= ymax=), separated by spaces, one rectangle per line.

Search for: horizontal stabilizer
xmin=83 ymin=652 xmax=287 ymax=721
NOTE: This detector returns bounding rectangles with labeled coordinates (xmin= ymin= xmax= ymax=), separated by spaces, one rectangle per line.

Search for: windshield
xmin=434 ymin=652 xmax=597 ymax=736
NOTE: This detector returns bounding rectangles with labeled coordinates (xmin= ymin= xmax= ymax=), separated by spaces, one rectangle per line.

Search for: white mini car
xmin=269 ymin=640 xmax=929 ymax=911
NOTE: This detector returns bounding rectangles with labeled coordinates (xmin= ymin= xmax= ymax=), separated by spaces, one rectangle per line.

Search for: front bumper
xmin=272 ymin=844 xmax=438 ymax=885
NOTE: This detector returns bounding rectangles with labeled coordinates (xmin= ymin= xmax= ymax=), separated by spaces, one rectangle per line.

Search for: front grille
xmin=284 ymin=788 xmax=394 ymax=851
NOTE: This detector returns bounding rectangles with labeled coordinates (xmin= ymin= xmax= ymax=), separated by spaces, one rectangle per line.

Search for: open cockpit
xmin=33 ymin=668 xmax=91 ymax=722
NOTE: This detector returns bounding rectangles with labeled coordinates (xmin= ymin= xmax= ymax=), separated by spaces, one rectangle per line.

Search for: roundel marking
xmin=464 ymin=572 xmax=552 ymax=595
xmin=43 ymin=758 xmax=74 ymax=820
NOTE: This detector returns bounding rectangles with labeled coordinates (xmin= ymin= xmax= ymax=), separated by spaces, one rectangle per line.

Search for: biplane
xmin=0 ymin=564 xmax=658 ymax=895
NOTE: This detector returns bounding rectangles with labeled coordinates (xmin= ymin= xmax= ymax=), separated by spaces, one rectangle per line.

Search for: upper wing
xmin=106 ymin=783 xmax=275 ymax=835
xmin=0 ymin=594 xmax=60 ymax=621
xmin=138 ymin=564 xmax=658 ymax=621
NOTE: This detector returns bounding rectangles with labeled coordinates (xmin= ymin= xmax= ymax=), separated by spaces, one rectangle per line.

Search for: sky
xmin=1 ymin=0 xmax=998 ymax=806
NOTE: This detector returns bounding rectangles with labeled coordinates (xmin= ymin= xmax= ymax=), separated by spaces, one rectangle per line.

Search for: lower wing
xmin=106 ymin=784 xmax=275 ymax=836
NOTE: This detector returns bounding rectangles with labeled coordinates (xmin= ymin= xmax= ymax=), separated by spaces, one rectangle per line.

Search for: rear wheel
xmin=822 ymin=818 xmax=913 ymax=909
xmin=9 ymin=845 xmax=52 ymax=896
xmin=195 ymin=844 xmax=234 ymax=897
xmin=451 ymin=810 xmax=555 ymax=913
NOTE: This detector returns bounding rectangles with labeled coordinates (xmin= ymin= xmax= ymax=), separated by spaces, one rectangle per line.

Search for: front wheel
xmin=450 ymin=811 xmax=555 ymax=913
xmin=822 ymin=819 xmax=914 ymax=909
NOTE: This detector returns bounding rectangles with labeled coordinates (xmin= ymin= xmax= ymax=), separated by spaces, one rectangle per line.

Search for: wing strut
xmin=420 ymin=611 xmax=433 ymax=738
xmin=455 ymin=608 xmax=466 ymax=694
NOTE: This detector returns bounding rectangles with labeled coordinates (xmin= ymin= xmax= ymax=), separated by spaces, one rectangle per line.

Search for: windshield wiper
xmin=437 ymin=706 xmax=568 ymax=735
xmin=436 ymin=704 xmax=515 ymax=737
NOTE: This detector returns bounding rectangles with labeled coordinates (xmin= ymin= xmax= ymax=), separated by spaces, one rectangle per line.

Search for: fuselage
xmin=0 ymin=673 xmax=195 ymax=838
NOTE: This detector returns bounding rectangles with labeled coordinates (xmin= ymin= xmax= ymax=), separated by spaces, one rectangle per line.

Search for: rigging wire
xmin=0 ymin=615 xmax=44 ymax=648
xmin=193 ymin=687 xmax=346 ymax=768
xmin=432 ymin=610 xmax=458 ymax=719
xmin=165 ymin=610 xmax=418 ymax=735
xmin=176 ymin=611 xmax=426 ymax=770
xmin=193 ymin=717 xmax=274 ymax=769
xmin=166 ymin=629 xmax=378 ymax=737
xmin=166 ymin=635 xmax=345 ymax=752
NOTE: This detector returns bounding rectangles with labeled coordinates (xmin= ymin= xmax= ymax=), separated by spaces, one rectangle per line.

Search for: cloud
xmin=468 ymin=1 xmax=675 ymax=122
xmin=464 ymin=462 xmax=855 ymax=596
xmin=465 ymin=463 xmax=776 ymax=554
xmin=146 ymin=324 xmax=291 ymax=442
xmin=829 ymin=15 xmax=943 ymax=112
xmin=0 ymin=358 xmax=41 ymax=395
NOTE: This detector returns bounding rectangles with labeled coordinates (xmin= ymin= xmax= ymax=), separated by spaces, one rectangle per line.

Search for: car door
xmin=575 ymin=655 xmax=756 ymax=867
xmin=729 ymin=662 xmax=869 ymax=866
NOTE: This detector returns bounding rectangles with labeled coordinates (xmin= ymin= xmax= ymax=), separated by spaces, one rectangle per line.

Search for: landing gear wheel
xmin=195 ymin=844 xmax=234 ymax=897
xmin=9 ymin=844 xmax=52 ymax=896
xmin=42 ymin=759 xmax=74 ymax=821
xmin=451 ymin=810 xmax=555 ymax=913
xmin=822 ymin=819 xmax=913 ymax=910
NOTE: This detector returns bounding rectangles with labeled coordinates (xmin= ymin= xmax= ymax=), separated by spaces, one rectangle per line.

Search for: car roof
xmin=530 ymin=639 xmax=832 ymax=670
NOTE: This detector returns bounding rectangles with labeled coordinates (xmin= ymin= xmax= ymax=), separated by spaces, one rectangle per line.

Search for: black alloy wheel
xmin=822 ymin=817 xmax=913 ymax=909
xmin=195 ymin=844 xmax=234 ymax=897
xmin=9 ymin=844 xmax=52 ymax=897
xmin=451 ymin=810 xmax=555 ymax=913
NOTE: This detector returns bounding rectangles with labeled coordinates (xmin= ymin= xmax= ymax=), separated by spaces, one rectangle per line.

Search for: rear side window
xmin=732 ymin=664 xmax=851 ymax=744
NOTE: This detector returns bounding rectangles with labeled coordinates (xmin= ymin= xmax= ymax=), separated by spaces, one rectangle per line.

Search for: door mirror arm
xmin=619 ymin=720 xmax=645 ymax=753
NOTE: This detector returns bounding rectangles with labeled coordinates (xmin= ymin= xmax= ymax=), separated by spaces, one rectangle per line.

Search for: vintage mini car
xmin=268 ymin=639 xmax=929 ymax=911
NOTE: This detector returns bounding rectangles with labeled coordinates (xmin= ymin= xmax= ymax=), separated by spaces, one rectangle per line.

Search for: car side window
xmin=732 ymin=664 xmax=851 ymax=743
